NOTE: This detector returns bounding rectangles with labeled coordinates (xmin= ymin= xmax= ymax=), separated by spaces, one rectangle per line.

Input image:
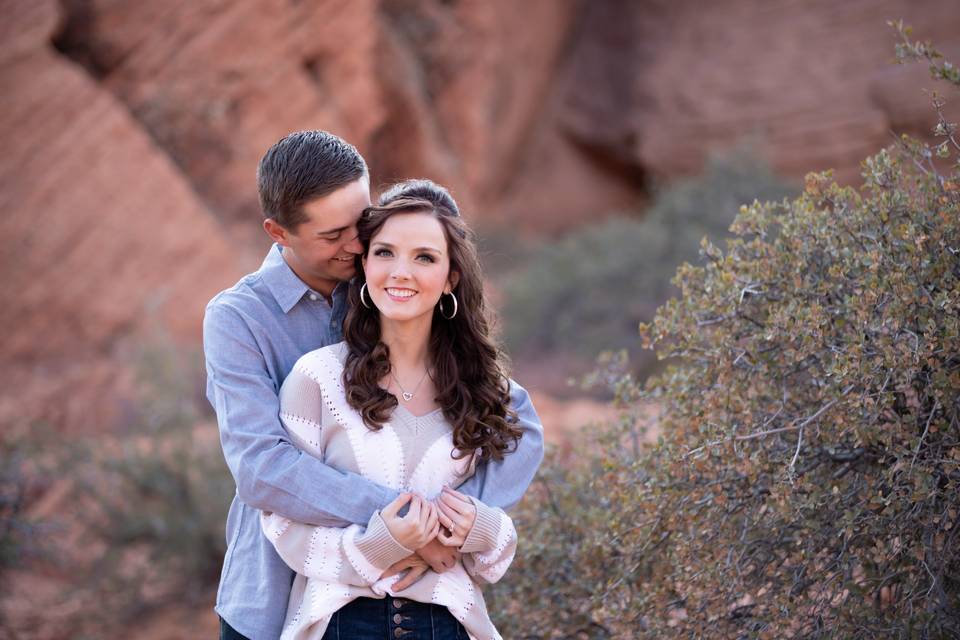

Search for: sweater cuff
xmin=354 ymin=511 xmax=414 ymax=570
xmin=459 ymin=498 xmax=502 ymax=554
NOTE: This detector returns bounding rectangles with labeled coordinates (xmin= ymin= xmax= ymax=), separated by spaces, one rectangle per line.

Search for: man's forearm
xmin=234 ymin=439 xmax=401 ymax=527
xmin=455 ymin=380 xmax=544 ymax=510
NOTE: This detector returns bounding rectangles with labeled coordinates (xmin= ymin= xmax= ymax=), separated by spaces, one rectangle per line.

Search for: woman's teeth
xmin=386 ymin=288 xmax=415 ymax=298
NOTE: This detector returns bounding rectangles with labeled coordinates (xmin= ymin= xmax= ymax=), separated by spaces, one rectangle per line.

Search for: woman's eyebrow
xmin=371 ymin=241 xmax=442 ymax=253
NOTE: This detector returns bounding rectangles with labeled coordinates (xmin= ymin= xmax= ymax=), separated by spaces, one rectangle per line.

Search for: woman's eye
xmin=373 ymin=248 xmax=393 ymax=257
xmin=417 ymin=254 xmax=436 ymax=263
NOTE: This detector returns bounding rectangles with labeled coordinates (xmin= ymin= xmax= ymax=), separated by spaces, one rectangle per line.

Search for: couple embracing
xmin=203 ymin=130 xmax=544 ymax=640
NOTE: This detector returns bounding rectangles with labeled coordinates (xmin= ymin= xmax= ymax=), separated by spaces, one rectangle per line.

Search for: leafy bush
xmin=66 ymin=344 xmax=233 ymax=628
xmin=487 ymin=446 xmax=618 ymax=639
xmin=0 ymin=434 xmax=48 ymax=589
xmin=500 ymin=150 xmax=794 ymax=372
xmin=75 ymin=425 xmax=233 ymax=607
xmin=495 ymin=26 xmax=960 ymax=639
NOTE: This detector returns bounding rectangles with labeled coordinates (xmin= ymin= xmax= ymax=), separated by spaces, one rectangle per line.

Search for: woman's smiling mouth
xmin=386 ymin=287 xmax=417 ymax=300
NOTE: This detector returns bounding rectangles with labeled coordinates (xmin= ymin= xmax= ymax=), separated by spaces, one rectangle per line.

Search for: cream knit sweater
xmin=260 ymin=343 xmax=517 ymax=640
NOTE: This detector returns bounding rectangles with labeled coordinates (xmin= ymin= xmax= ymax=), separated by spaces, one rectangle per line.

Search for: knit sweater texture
xmin=260 ymin=343 xmax=517 ymax=640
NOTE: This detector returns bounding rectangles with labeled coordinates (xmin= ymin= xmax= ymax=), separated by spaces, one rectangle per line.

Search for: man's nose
xmin=344 ymin=232 xmax=362 ymax=255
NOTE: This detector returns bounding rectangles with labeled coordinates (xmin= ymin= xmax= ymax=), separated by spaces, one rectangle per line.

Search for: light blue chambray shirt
xmin=203 ymin=244 xmax=545 ymax=640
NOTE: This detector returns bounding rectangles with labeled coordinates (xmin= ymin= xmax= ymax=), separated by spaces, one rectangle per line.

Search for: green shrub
xmin=487 ymin=446 xmax=619 ymax=639
xmin=496 ymin=25 xmax=960 ymax=639
xmin=67 ymin=344 xmax=233 ymax=628
xmin=75 ymin=425 xmax=232 ymax=605
xmin=500 ymin=150 xmax=794 ymax=372
xmin=0 ymin=434 xmax=47 ymax=589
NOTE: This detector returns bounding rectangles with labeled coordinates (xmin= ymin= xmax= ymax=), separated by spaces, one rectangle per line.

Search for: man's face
xmin=266 ymin=177 xmax=370 ymax=297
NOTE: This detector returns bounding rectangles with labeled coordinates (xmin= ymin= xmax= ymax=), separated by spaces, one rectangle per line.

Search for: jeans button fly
xmin=392 ymin=599 xmax=404 ymax=609
xmin=393 ymin=628 xmax=405 ymax=638
xmin=393 ymin=613 xmax=403 ymax=624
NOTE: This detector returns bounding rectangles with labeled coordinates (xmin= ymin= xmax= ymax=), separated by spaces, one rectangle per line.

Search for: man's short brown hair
xmin=257 ymin=130 xmax=368 ymax=230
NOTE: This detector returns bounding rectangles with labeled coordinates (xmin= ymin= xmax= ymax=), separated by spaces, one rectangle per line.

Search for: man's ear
xmin=446 ymin=270 xmax=460 ymax=293
xmin=263 ymin=218 xmax=291 ymax=246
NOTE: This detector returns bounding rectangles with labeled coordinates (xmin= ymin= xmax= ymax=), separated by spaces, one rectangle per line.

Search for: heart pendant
xmin=402 ymin=392 xmax=413 ymax=402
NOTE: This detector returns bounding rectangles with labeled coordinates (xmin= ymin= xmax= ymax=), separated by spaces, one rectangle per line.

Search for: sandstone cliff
xmin=2 ymin=0 xmax=958 ymax=434
xmin=0 ymin=0 xmax=239 ymax=433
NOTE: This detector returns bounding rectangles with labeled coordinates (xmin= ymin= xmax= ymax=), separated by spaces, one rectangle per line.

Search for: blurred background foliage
xmin=499 ymin=148 xmax=795 ymax=382
xmin=488 ymin=24 xmax=960 ymax=638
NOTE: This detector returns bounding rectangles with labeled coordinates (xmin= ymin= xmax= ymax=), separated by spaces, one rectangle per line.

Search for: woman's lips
xmin=385 ymin=287 xmax=417 ymax=301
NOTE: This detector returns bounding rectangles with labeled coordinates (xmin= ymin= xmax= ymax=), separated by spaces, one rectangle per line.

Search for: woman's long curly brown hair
xmin=342 ymin=179 xmax=520 ymax=461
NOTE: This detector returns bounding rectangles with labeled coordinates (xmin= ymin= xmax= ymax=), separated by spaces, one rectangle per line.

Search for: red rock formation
xmin=0 ymin=0 xmax=240 ymax=434
xmin=49 ymin=0 xmax=580 ymax=224
xmin=2 ymin=0 xmax=958 ymax=434
xmin=45 ymin=0 xmax=960 ymax=235
xmin=551 ymin=0 xmax=960 ymax=191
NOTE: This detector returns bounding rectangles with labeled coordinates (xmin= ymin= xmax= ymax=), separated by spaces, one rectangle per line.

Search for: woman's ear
xmin=446 ymin=270 xmax=460 ymax=293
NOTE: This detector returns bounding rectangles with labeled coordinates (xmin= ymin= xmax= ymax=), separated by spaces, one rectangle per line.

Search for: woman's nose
xmin=390 ymin=259 xmax=413 ymax=279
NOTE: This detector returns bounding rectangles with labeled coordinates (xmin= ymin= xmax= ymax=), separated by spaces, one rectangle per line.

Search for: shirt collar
xmin=259 ymin=244 xmax=314 ymax=314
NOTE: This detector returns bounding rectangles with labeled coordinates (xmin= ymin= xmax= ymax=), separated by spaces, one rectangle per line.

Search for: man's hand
xmin=416 ymin=537 xmax=460 ymax=573
xmin=382 ymin=554 xmax=430 ymax=591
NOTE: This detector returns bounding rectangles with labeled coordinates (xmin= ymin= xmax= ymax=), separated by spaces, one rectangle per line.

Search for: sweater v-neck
xmin=392 ymin=404 xmax=445 ymax=422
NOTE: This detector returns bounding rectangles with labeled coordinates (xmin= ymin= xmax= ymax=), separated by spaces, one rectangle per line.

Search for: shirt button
xmin=393 ymin=613 xmax=403 ymax=624
xmin=309 ymin=293 xmax=318 ymax=301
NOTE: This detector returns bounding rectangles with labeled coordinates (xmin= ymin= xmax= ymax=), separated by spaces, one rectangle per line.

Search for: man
xmin=203 ymin=130 xmax=544 ymax=640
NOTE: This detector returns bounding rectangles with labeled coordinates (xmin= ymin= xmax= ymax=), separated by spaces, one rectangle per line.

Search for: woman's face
xmin=362 ymin=211 xmax=458 ymax=324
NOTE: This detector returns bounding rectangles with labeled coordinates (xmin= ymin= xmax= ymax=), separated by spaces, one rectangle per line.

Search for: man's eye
xmin=320 ymin=233 xmax=341 ymax=241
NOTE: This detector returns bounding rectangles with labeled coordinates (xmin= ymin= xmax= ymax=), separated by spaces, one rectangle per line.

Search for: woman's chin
xmin=378 ymin=307 xmax=433 ymax=325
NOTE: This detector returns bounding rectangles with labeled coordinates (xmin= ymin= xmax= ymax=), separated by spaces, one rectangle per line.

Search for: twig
xmin=737 ymin=387 xmax=852 ymax=441
xmin=697 ymin=315 xmax=729 ymax=327
xmin=789 ymin=425 xmax=805 ymax=475
xmin=910 ymin=400 xmax=940 ymax=472
xmin=682 ymin=388 xmax=849 ymax=459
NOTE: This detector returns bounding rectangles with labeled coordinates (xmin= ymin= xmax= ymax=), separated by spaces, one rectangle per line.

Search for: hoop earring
xmin=360 ymin=283 xmax=373 ymax=309
xmin=439 ymin=291 xmax=458 ymax=320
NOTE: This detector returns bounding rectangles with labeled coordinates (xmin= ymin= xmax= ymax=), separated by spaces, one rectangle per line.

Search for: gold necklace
xmin=390 ymin=368 xmax=430 ymax=402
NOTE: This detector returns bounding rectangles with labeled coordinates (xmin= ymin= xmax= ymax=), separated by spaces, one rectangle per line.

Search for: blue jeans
xmin=322 ymin=596 xmax=467 ymax=640
xmin=219 ymin=617 xmax=250 ymax=640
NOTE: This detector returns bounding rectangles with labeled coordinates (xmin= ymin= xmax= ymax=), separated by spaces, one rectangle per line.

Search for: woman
xmin=260 ymin=179 xmax=522 ymax=640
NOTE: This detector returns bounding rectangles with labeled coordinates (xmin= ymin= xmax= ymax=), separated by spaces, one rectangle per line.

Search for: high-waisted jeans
xmin=321 ymin=596 xmax=468 ymax=640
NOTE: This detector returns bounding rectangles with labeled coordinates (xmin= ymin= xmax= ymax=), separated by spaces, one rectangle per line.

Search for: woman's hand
xmin=382 ymin=493 xmax=440 ymax=550
xmin=436 ymin=486 xmax=477 ymax=548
